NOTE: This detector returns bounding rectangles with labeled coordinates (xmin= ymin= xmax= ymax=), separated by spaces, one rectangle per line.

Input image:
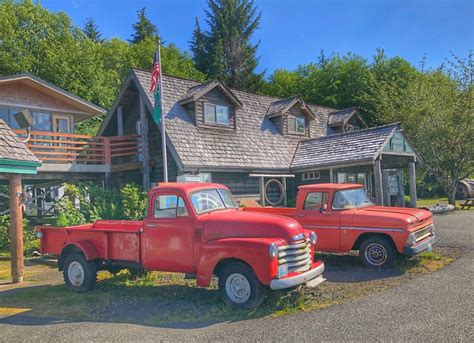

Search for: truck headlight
xmin=269 ymin=243 xmax=279 ymax=259
xmin=310 ymin=232 xmax=317 ymax=245
xmin=406 ymin=233 xmax=416 ymax=246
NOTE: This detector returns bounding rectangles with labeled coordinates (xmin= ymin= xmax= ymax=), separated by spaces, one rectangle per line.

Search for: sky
xmin=40 ymin=0 xmax=473 ymax=75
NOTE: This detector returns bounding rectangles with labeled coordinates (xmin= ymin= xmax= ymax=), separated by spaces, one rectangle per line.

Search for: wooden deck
xmin=12 ymin=130 xmax=141 ymax=174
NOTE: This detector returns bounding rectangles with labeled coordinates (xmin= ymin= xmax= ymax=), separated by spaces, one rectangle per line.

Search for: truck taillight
xmin=36 ymin=231 xmax=43 ymax=238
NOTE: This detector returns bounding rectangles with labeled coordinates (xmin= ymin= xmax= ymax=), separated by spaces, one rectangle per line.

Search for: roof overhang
xmin=178 ymin=81 xmax=243 ymax=109
xmin=0 ymin=73 xmax=105 ymax=120
xmin=0 ymin=158 xmax=42 ymax=175
xmin=267 ymin=97 xmax=316 ymax=120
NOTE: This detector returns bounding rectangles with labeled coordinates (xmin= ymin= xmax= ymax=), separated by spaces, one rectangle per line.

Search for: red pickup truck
xmin=243 ymin=184 xmax=437 ymax=269
xmin=38 ymin=183 xmax=325 ymax=309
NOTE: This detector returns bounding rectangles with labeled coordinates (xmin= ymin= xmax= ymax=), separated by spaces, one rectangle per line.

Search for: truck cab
xmin=38 ymin=183 xmax=326 ymax=309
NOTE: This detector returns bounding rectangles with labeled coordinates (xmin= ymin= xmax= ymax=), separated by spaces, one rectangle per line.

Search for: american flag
xmin=150 ymin=51 xmax=162 ymax=124
xmin=150 ymin=51 xmax=160 ymax=93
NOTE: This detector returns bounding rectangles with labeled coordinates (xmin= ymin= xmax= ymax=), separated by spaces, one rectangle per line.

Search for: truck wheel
xmin=218 ymin=262 xmax=265 ymax=309
xmin=63 ymin=252 xmax=97 ymax=292
xmin=359 ymin=236 xmax=396 ymax=269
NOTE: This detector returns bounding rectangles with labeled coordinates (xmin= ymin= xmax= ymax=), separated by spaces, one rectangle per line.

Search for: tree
xmin=83 ymin=17 xmax=102 ymax=43
xmin=190 ymin=0 xmax=264 ymax=91
xmin=129 ymin=7 xmax=157 ymax=44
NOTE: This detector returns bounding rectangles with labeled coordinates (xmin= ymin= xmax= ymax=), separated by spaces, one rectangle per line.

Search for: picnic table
xmin=459 ymin=198 xmax=474 ymax=210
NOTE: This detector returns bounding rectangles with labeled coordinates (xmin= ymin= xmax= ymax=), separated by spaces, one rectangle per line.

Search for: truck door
xmin=296 ymin=191 xmax=341 ymax=252
xmin=142 ymin=193 xmax=195 ymax=272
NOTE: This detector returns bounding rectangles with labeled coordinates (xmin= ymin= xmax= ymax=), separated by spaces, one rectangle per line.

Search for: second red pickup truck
xmin=243 ymin=183 xmax=437 ymax=268
xmin=38 ymin=183 xmax=325 ymax=309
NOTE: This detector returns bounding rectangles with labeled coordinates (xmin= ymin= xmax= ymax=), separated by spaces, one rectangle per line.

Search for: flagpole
xmin=157 ymin=37 xmax=168 ymax=182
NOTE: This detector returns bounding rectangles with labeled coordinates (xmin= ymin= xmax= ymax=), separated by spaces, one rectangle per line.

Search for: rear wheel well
xmin=213 ymin=258 xmax=253 ymax=277
xmin=352 ymin=233 xmax=396 ymax=251
xmin=58 ymin=245 xmax=84 ymax=271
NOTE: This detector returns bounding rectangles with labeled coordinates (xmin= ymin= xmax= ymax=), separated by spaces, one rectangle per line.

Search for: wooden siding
xmin=211 ymin=172 xmax=259 ymax=195
xmin=270 ymin=105 xmax=310 ymax=137
xmin=194 ymin=88 xmax=236 ymax=131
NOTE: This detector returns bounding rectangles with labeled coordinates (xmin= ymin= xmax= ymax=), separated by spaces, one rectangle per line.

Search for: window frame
xmin=303 ymin=191 xmax=329 ymax=211
xmin=203 ymin=102 xmax=230 ymax=125
xmin=302 ymin=171 xmax=321 ymax=181
xmin=288 ymin=114 xmax=306 ymax=134
xmin=153 ymin=194 xmax=189 ymax=220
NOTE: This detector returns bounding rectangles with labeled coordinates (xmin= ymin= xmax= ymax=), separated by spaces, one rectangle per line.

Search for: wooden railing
xmin=14 ymin=130 xmax=141 ymax=166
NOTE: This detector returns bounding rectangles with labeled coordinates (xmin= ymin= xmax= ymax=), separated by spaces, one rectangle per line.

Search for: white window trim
xmin=288 ymin=114 xmax=306 ymax=134
xmin=302 ymin=171 xmax=320 ymax=181
xmin=204 ymin=102 xmax=230 ymax=125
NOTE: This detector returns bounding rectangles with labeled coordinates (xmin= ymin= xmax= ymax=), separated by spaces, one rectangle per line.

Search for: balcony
xmin=14 ymin=130 xmax=142 ymax=173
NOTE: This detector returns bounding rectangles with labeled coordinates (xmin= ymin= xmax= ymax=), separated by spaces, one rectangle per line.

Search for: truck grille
xmin=414 ymin=224 xmax=434 ymax=243
xmin=278 ymin=239 xmax=312 ymax=274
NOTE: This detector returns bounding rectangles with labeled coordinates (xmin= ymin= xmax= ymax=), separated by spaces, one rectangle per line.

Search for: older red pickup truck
xmin=243 ymin=184 xmax=437 ymax=269
xmin=38 ymin=183 xmax=325 ymax=309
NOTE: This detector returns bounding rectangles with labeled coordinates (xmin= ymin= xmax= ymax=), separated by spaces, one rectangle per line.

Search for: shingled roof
xmin=131 ymin=69 xmax=335 ymax=170
xmin=0 ymin=120 xmax=40 ymax=163
xmin=328 ymin=107 xmax=366 ymax=127
xmin=291 ymin=124 xmax=400 ymax=169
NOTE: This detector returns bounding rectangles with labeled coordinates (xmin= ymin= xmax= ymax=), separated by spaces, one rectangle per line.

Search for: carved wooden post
xmin=9 ymin=174 xmax=24 ymax=283
xmin=397 ymin=169 xmax=405 ymax=207
xmin=382 ymin=169 xmax=390 ymax=206
xmin=408 ymin=162 xmax=417 ymax=208
xmin=259 ymin=176 xmax=265 ymax=206
xmin=373 ymin=159 xmax=383 ymax=206
xmin=117 ymin=106 xmax=124 ymax=136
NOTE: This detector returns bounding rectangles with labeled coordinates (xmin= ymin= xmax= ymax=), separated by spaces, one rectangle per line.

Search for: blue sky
xmin=41 ymin=0 xmax=473 ymax=75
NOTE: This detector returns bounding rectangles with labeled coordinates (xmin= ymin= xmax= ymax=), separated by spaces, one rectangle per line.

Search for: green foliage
xmin=53 ymin=183 xmax=147 ymax=226
xmin=129 ymin=7 xmax=157 ymax=44
xmin=190 ymin=0 xmax=264 ymax=91
xmin=0 ymin=215 xmax=38 ymax=255
xmin=83 ymin=17 xmax=102 ymax=43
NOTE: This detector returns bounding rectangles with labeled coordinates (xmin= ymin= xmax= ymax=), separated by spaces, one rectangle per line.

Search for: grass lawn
xmin=0 ymin=248 xmax=456 ymax=325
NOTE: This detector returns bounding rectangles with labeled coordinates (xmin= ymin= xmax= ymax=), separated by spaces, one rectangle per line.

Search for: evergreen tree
xmin=190 ymin=0 xmax=264 ymax=91
xmin=129 ymin=7 xmax=158 ymax=44
xmin=83 ymin=17 xmax=102 ymax=43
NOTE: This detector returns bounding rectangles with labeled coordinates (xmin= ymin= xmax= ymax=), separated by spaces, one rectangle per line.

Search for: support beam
xmin=282 ymin=177 xmax=287 ymax=207
xmin=329 ymin=168 xmax=334 ymax=183
xmin=382 ymin=170 xmax=391 ymax=206
xmin=259 ymin=176 xmax=265 ymax=206
xmin=9 ymin=174 xmax=23 ymax=283
xmin=397 ymin=169 xmax=405 ymax=207
xmin=117 ymin=106 xmax=123 ymax=136
xmin=373 ymin=160 xmax=383 ymax=206
xmin=408 ymin=162 xmax=417 ymax=208
xmin=139 ymin=95 xmax=150 ymax=190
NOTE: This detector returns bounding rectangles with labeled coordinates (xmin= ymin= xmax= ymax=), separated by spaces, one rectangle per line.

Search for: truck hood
xmin=351 ymin=206 xmax=432 ymax=229
xmin=202 ymin=209 xmax=302 ymax=243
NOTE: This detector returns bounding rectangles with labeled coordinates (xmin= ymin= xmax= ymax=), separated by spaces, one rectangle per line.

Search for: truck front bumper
xmin=269 ymin=262 xmax=325 ymax=290
xmin=403 ymin=234 xmax=438 ymax=256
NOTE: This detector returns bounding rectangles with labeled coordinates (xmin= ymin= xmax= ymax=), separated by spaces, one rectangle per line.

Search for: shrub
xmin=0 ymin=215 xmax=38 ymax=255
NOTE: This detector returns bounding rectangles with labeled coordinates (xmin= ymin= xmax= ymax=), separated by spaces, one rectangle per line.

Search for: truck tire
xmin=359 ymin=236 xmax=396 ymax=269
xmin=218 ymin=262 xmax=265 ymax=309
xmin=63 ymin=252 xmax=97 ymax=292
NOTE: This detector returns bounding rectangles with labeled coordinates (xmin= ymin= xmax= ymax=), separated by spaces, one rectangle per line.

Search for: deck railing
xmin=14 ymin=130 xmax=141 ymax=166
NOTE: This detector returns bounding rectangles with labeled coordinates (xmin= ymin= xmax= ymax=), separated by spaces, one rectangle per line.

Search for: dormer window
xmin=288 ymin=114 xmax=306 ymax=134
xmin=204 ymin=103 xmax=230 ymax=125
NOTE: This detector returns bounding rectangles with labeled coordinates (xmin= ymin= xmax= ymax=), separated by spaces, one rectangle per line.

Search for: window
xmin=204 ymin=103 xmax=229 ymax=124
xmin=288 ymin=115 xmax=305 ymax=134
xmin=303 ymin=192 xmax=329 ymax=210
xmin=154 ymin=195 xmax=188 ymax=219
xmin=0 ymin=107 xmax=20 ymax=129
xmin=190 ymin=188 xmax=237 ymax=214
xmin=32 ymin=112 xmax=52 ymax=131
xmin=332 ymin=188 xmax=373 ymax=210
xmin=302 ymin=171 xmax=320 ymax=181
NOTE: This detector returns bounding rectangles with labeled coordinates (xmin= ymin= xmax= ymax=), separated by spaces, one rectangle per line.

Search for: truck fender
xmin=58 ymin=240 xmax=99 ymax=271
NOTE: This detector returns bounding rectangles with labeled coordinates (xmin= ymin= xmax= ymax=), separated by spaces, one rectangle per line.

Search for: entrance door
xmin=142 ymin=193 xmax=195 ymax=272
xmin=296 ymin=191 xmax=341 ymax=252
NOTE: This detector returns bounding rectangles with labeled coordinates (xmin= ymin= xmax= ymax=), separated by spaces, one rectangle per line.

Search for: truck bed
xmin=39 ymin=220 xmax=143 ymax=262
xmin=240 ymin=207 xmax=296 ymax=218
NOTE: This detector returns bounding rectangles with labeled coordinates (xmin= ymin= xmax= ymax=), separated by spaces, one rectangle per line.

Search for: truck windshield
xmin=191 ymin=188 xmax=237 ymax=214
xmin=332 ymin=188 xmax=374 ymax=210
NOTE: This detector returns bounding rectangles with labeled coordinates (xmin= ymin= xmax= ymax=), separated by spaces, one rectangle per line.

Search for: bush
xmin=0 ymin=215 xmax=39 ymax=255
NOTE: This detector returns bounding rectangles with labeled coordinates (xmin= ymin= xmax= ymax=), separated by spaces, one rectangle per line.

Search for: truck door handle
xmin=147 ymin=223 xmax=159 ymax=228
xmin=296 ymin=213 xmax=305 ymax=217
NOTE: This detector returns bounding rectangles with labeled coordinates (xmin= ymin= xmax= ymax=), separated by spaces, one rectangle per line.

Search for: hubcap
xmin=365 ymin=243 xmax=387 ymax=266
xmin=67 ymin=261 xmax=85 ymax=286
xmin=225 ymin=273 xmax=251 ymax=304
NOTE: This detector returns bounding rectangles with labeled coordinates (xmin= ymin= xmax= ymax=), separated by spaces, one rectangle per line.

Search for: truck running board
xmin=305 ymin=275 xmax=326 ymax=288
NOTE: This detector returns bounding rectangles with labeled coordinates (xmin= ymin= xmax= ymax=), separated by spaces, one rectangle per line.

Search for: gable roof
xmin=291 ymin=123 xmax=402 ymax=169
xmin=0 ymin=73 xmax=105 ymax=119
xmin=178 ymin=80 xmax=243 ymax=108
xmin=266 ymin=96 xmax=316 ymax=119
xmin=130 ymin=68 xmax=334 ymax=171
xmin=0 ymin=120 xmax=41 ymax=174
xmin=328 ymin=107 xmax=367 ymax=127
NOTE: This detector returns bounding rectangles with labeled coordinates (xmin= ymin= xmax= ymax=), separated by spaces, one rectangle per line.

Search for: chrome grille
xmin=414 ymin=224 xmax=434 ymax=243
xmin=278 ymin=239 xmax=312 ymax=274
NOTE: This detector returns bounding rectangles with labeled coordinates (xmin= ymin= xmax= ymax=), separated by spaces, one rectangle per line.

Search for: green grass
xmin=395 ymin=251 xmax=454 ymax=273
xmin=417 ymin=197 xmax=449 ymax=206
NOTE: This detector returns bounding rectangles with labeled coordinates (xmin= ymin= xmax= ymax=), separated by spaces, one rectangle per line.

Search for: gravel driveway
xmin=1 ymin=211 xmax=473 ymax=342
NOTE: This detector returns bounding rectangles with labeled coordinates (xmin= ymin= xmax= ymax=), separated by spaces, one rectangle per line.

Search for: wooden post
xmin=408 ymin=162 xmax=417 ymax=208
xmin=329 ymin=168 xmax=334 ymax=183
xmin=373 ymin=159 xmax=383 ymax=206
xmin=259 ymin=176 xmax=265 ymax=206
xmin=103 ymin=137 xmax=112 ymax=165
xmin=282 ymin=177 xmax=287 ymax=207
xmin=382 ymin=170 xmax=390 ymax=206
xmin=9 ymin=174 xmax=24 ymax=283
xmin=139 ymin=95 xmax=151 ymax=189
xmin=117 ymin=106 xmax=124 ymax=136
xmin=397 ymin=169 xmax=405 ymax=207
